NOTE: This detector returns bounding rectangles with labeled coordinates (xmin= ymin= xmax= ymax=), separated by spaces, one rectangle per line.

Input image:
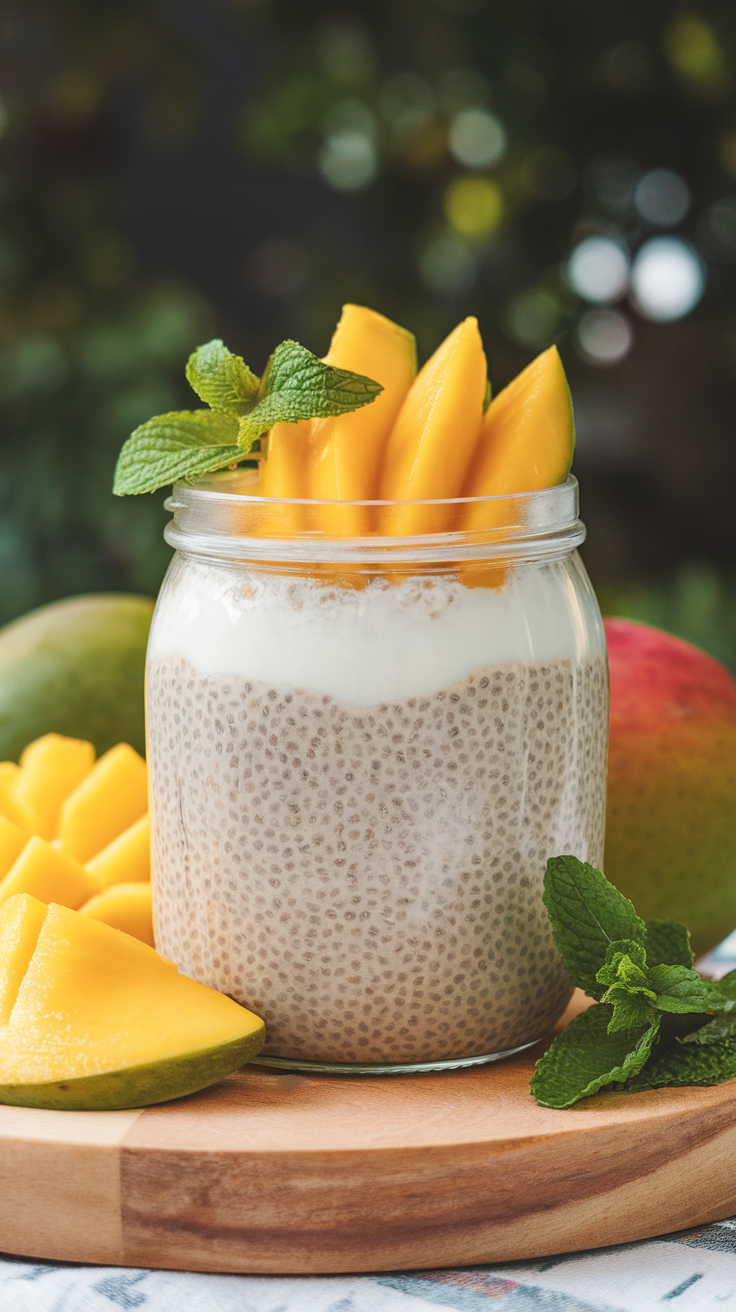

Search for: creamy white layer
xmin=148 ymin=556 xmax=594 ymax=707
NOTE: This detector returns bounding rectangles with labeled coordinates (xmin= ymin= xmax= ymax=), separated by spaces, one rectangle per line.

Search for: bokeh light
xmin=576 ymin=309 xmax=633 ymax=365
xmin=505 ymin=289 xmax=563 ymax=348
xmin=567 ymin=237 xmax=629 ymax=304
xmin=634 ymin=169 xmax=691 ymax=227
xmin=444 ymin=176 xmax=503 ymax=237
xmin=418 ymin=232 xmax=477 ymax=294
xmin=630 ymin=237 xmax=705 ymax=322
xmin=320 ymin=101 xmax=377 ymax=191
xmin=448 ymin=109 xmax=506 ymax=169
xmin=588 ymin=154 xmax=640 ymax=215
xmin=698 ymin=198 xmax=736 ymax=262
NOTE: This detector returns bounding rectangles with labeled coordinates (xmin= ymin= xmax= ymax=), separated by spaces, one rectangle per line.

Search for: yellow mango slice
xmin=309 ymin=305 xmax=416 ymax=534
xmin=459 ymin=345 xmax=574 ymax=532
xmin=0 ymin=894 xmax=47 ymax=1023
xmin=80 ymin=881 xmax=154 ymax=946
xmin=0 ymin=836 xmax=97 ymax=909
xmin=0 ymin=901 xmax=265 ymax=1107
xmin=0 ymin=762 xmax=33 ymax=831
xmin=57 ymin=742 xmax=147 ymax=863
xmin=12 ymin=733 xmax=95 ymax=840
xmin=86 ymin=814 xmax=150 ymax=888
xmin=0 ymin=815 xmax=30 ymax=881
xmin=379 ymin=317 xmax=487 ymax=534
xmin=257 ymin=418 xmax=313 ymax=534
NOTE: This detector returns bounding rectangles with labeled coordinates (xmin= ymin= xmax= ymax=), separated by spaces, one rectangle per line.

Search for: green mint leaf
xmin=542 ymin=856 xmax=645 ymax=999
xmin=530 ymin=1004 xmax=661 ymax=1109
xmin=644 ymin=918 xmax=693 ymax=969
xmin=648 ymin=964 xmax=735 ymax=1015
xmin=113 ymin=410 xmax=242 ymax=496
xmin=236 ymin=339 xmax=383 ymax=450
xmin=712 ymin=968 xmax=736 ymax=1000
xmin=626 ymin=1034 xmax=736 ymax=1091
xmin=595 ymin=943 xmax=657 ymax=1032
xmin=680 ymin=1011 xmax=736 ymax=1045
xmin=185 ymin=339 xmax=260 ymax=414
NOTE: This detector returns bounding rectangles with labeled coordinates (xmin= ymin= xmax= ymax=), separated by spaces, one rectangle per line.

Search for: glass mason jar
xmin=146 ymin=473 xmax=608 ymax=1074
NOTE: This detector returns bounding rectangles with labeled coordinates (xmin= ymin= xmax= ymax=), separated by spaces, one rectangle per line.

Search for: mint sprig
xmin=113 ymin=337 xmax=383 ymax=496
xmin=532 ymin=856 xmax=736 ymax=1109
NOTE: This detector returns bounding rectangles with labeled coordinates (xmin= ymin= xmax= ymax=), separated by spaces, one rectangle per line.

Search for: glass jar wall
xmin=146 ymin=475 xmax=608 ymax=1071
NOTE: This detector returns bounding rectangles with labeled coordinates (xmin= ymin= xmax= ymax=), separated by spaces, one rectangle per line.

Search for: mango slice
xmin=0 ymin=836 xmax=97 ymax=909
xmin=57 ymin=742 xmax=148 ymax=863
xmin=0 ymin=816 xmax=30 ymax=882
xmin=0 ymin=894 xmax=47 ymax=1023
xmin=309 ymin=305 xmax=416 ymax=533
xmin=256 ymin=418 xmax=313 ymax=535
xmin=379 ymin=317 xmax=487 ymax=534
xmin=0 ymin=762 xmax=33 ymax=831
xmin=459 ymin=345 xmax=574 ymax=531
xmin=12 ymin=733 xmax=95 ymax=840
xmin=0 ymin=898 xmax=265 ymax=1109
xmin=85 ymin=814 xmax=150 ymax=888
xmin=80 ymin=881 xmax=154 ymax=947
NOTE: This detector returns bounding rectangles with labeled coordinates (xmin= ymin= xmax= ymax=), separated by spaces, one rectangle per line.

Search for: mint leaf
xmin=237 ymin=339 xmax=383 ymax=450
xmin=713 ymin=968 xmax=736 ymax=1000
xmin=531 ymin=1004 xmax=661 ymax=1109
xmin=595 ymin=942 xmax=657 ymax=1032
xmin=186 ymin=339 xmax=260 ymax=414
xmin=644 ymin=918 xmax=693 ymax=969
xmin=626 ymin=1035 xmax=736 ymax=1091
xmin=681 ymin=1011 xmax=736 ymax=1045
xmin=113 ymin=410 xmax=242 ymax=496
xmin=648 ymin=964 xmax=735 ymax=1015
xmin=543 ymin=856 xmax=645 ymax=999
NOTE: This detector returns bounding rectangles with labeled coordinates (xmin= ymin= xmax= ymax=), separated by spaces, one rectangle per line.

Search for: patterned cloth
xmin=2 ymin=1218 xmax=736 ymax=1312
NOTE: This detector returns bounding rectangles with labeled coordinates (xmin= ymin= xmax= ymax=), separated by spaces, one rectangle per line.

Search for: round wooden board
xmin=1 ymin=990 xmax=736 ymax=1275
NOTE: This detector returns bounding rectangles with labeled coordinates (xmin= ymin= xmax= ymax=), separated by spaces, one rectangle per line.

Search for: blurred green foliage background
xmin=2 ymin=1 xmax=736 ymax=663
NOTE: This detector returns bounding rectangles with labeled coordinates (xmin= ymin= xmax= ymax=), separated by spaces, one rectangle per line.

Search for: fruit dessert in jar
xmin=125 ymin=306 xmax=609 ymax=1072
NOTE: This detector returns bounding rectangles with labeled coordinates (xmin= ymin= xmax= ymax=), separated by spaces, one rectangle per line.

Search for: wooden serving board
xmin=1 ymin=991 xmax=736 ymax=1275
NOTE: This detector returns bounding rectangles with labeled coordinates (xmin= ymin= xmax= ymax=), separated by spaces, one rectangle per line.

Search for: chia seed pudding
xmin=147 ymin=559 xmax=608 ymax=1065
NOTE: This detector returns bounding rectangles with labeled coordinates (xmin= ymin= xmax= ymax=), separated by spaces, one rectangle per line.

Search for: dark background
xmin=2 ymin=0 xmax=736 ymax=661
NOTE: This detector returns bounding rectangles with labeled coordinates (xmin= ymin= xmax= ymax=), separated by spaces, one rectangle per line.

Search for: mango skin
xmin=604 ymin=618 xmax=736 ymax=956
xmin=0 ymin=595 xmax=153 ymax=761
xmin=0 ymin=1030 xmax=265 ymax=1111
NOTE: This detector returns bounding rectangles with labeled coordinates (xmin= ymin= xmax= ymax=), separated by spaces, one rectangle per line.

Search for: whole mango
xmin=604 ymin=618 xmax=736 ymax=956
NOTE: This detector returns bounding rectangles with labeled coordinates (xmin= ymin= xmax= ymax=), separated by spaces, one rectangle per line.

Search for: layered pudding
xmin=147 ymin=554 xmax=607 ymax=1064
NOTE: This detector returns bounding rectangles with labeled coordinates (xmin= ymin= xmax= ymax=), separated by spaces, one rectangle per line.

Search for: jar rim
xmin=164 ymin=474 xmax=585 ymax=565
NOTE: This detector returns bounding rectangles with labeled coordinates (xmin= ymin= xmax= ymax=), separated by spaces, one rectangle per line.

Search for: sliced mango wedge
xmin=0 ymin=761 xmax=33 ymax=830
xmin=0 ymin=835 xmax=97 ymax=909
xmin=80 ymin=881 xmax=154 ymax=947
xmin=57 ymin=742 xmax=148 ymax=863
xmin=309 ymin=304 xmax=416 ymax=533
xmin=379 ymin=317 xmax=487 ymax=534
xmin=0 ymin=896 xmax=265 ymax=1109
xmin=85 ymin=814 xmax=150 ymax=888
xmin=460 ymin=345 xmax=574 ymax=531
xmin=256 ymin=418 xmax=313 ymax=535
xmin=0 ymin=815 xmax=30 ymax=883
xmin=12 ymin=733 xmax=95 ymax=840
xmin=0 ymin=895 xmax=47 ymax=1023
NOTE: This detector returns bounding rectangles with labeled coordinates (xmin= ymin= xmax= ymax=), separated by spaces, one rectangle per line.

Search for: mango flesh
xmin=459 ymin=345 xmax=574 ymax=531
xmin=0 ymin=836 xmax=97 ymax=910
xmin=604 ymin=619 xmax=736 ymax=955
xmin=0 ymin=594 xmax=152 ymax=761
xmin=57 ymin=742 xmax=148 ymax=863
xmin=0 ymin=895 xmax=47 ymax=1023
xmin=80 ymin=881 xmax=154 ymax=947
xmin=0 ymin=896 xmax=265 ymax=1109
xmin=379 ymin=317 xmax=487 ymax=534
xmin=12 ymin=733 xmax=95 ymax=840
xmin=309 ymin=304 xmax=416 ymax=533
xmin=86 ymin=814 xmax=150 ymax=888
xmin=0 ymin=816 xmax=30 ymax=881
xmin=0 ymin=762 xmax=32 ymax=830
xmin=256 ymin=418 xmax=313 ymax=535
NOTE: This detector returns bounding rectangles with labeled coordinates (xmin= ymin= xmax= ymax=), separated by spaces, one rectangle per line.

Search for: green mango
xmin=0 ymin=594 xmax=153 ymax=761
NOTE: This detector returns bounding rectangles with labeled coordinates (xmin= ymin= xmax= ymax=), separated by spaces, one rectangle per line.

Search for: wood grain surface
xmin=1 ymin=991 xmax=736 ymax=1274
